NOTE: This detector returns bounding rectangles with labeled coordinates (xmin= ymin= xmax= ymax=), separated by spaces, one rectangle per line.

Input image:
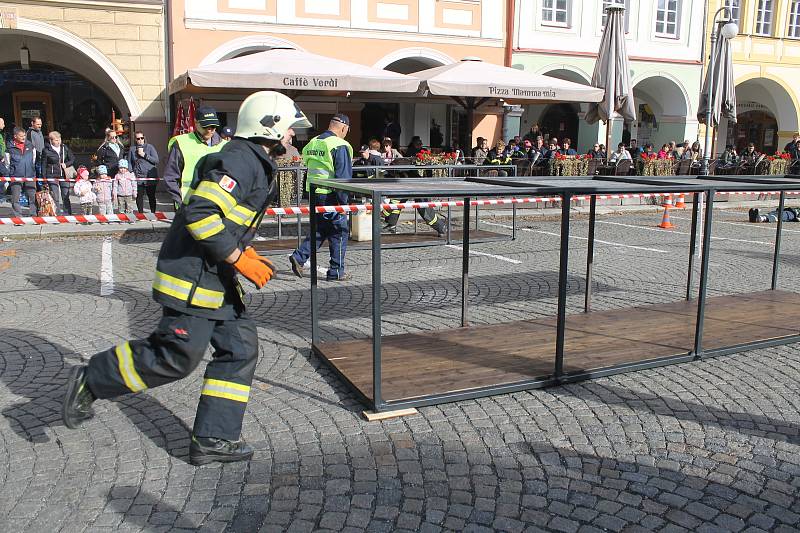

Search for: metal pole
xmin=474 ymin=203 xmax=479 ymax=231
xmin=296 ymin=167 xmax=303 ymax=249
xmin=277 ymin=214 xmax=282 ymax=240
xmin=700 ymin=27 xmax=717 ymax=177
xmin=511 ymin=202 xmax=517 ymax=241
xmin=554 ymin=193 xmax=571 ymax=378
xmin=372 ymin=194 xmax=383 ymax=410
xmin=771 ymin=191 xmax=786 ymax=290
xmin=446 ymin=199 xmax=452 ymax=244
xmin=461 ymin=197 xmax=471 ymax=327
xmin=309 ymin=184 xmax=319 ymax=345
xmin=686 ymin=192 xmax=700 ymax=300
xmin=584 ymin=195 xmax=597 ymax=313
xmin=693 ymin=190 xmax=715 ymax=359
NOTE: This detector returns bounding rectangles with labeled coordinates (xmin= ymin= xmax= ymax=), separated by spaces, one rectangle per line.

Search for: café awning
xmin=169 ymin=47 xmax=420 ymax=95
xmin=412 ymin=58 xmax=604 ymax=103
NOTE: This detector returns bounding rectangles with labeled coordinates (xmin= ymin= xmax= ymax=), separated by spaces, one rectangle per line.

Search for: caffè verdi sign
xmin=281 ymin=76 xmax=340 ymax=89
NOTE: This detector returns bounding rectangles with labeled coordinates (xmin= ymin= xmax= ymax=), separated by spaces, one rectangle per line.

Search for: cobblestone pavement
xmin=0 ymin=208 xmax=798 ymax=533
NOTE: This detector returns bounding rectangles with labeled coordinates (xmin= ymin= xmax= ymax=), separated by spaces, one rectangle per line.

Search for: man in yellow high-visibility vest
xmin=289 ymin=114 xmax=353 ymax=281
xmin=164 ymin=106 xmax=227 ymax=206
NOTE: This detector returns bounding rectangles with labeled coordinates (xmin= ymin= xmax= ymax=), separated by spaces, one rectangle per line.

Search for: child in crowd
xmin=94 ymin=164 xmax=114 ymax=217
xmin=73 ymin=167 xmax=96 ymax=218
xmin=113 ymin=159 xmax=137 ymax=216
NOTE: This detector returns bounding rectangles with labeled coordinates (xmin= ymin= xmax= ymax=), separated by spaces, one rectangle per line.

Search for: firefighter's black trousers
xmin=86 ymin=307 xmax=258 ymax=441
xmin=382 ymin=199 xmax=446 ymax=232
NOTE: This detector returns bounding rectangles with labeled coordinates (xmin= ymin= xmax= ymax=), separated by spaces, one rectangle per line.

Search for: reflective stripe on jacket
xmin=152 ymin=138 xmax=275 ymax=320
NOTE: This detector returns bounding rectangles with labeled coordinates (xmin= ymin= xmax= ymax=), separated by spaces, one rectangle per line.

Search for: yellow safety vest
xmin=302 ymin=134 xmax=352 ymax=195
xmin=168 ymin=133 xmax=227 ymax=200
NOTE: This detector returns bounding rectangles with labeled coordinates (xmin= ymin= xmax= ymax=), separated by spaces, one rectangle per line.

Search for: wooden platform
xmin=315 ymin=290 xmax=800 ymax=403
xmin=251 ymin=229 xmax=507 ymax=252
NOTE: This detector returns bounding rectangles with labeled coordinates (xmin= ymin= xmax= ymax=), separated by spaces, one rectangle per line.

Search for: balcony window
xmin=542 ymin=0 xmax=570 ymax=27
xmin=723 ymin=0 xmax=740 ymax=24
xmin=755 ymin=0 xmax=774 ymax=36
xmin=655 ymin=0 xmax=680 ymax=37
xmin=601 ymin=0 xmax=630 ymax=32
xmin=789 ymin=0 xmax=800 ymax=38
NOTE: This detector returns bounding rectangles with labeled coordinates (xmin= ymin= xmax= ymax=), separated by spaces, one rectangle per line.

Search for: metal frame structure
xmin=269 ymin=163 xmax=519 ymax=251
xmin=308 ymin=174 xmax=800 ymax=412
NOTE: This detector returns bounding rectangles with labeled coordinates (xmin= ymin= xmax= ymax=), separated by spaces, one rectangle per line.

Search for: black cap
xmin=331 ymin=113 xmax=350 ymax=127
xmin=359 ymin=144 xmax=370 ymax=151
xmin=221 ymin=126 xmax=234 ymax=137
xmin=196 ymin=106 xmax=220 ymax=128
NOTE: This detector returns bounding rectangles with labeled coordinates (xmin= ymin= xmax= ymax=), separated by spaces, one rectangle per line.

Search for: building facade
xmin=0 ymin=0 xmax=168 ymax=161
xmin=511 ymin=0 xmax=705 ymax=153
xmin=709 ymin=0 xmax=800 ymax=155
xmin=170 ymin=0 xmax=506 ymax=150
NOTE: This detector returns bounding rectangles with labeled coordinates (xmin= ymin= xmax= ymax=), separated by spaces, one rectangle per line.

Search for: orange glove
xmin=233 ymin=249 xmax=275 ymax=289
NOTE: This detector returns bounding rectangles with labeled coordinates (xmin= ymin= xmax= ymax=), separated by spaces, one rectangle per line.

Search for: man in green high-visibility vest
xmin=164 ymin=106 xmax=227 ymax=207
xmin=289 ymin=114 xmax=353 ymax=281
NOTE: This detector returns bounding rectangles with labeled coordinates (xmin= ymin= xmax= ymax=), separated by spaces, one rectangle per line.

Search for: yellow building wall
xmin=707 ymin=0 xmax=800 ymax=148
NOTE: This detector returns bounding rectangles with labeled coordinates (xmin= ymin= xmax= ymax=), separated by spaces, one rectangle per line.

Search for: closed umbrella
xmin=172 ymin=101 xmax=185 ymax=137
xmin=585 ymin=6 xmax=636 ymax=152
xmin=698 ymin=21 xmax=737 ymax=170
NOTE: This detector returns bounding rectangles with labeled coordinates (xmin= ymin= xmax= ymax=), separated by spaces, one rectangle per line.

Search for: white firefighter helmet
xmin=234 ymin=91 xmax=311 ymax=141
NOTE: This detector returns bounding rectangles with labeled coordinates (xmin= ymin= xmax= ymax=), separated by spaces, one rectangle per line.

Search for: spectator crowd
xmin=0 ymin=115 xmax=160 ymax=221
xmin=3 ymin=112 xmax=799 ymax=222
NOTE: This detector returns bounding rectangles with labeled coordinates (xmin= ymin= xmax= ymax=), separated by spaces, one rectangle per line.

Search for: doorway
xmin=12 ymin=91 xmax=53 ymax=131
xmin=729 ymin=110 xmax=779 ymax=154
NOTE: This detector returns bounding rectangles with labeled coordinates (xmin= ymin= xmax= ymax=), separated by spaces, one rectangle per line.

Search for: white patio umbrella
xmin=412 ymin=57 xmax=603 ymax=146
xmin=585 ymin=6 xmax=636 ymax=152
xmin=169 ymin=47 xmax=420 ymax=94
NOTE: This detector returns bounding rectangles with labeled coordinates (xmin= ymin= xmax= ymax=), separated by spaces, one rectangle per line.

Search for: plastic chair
xmin=614 ymin=159 xmax=632 ymax=176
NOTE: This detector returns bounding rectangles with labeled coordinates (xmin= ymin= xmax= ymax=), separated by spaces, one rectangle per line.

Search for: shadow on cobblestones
xmin=0 ymin=328 xmax=193 ymax=460
xmin=84 ymin=431 xmax=800 ymax=532
xmin=555 ymin=381 xmax=800 ymax=446
xmin=0 ymin=328 xmax=74 ymax=443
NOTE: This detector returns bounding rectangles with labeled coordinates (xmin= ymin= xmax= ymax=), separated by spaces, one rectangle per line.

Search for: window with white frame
xmin=655 ymin=0 xmax=680 ymax=37
xmin=542 ymin=0 xmax=570 ymax=27
xmin=789 ymin=0 xmax=800 ymax=38
xmin=723 ymin=0 xmax=740 ymax=24
xmin=755 ymin=0 xmax=774 ymax=36
xmin=601 ymin=0 xmax=630 ymax=31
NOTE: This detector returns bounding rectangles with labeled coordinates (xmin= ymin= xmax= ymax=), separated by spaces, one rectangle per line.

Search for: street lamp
xmin=700 ymin=9 xmax=738 ymax=176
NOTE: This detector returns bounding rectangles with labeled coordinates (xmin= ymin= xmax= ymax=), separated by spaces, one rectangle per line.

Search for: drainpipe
xmin=504 ymin=0 xmax=515 ymax=66
xmin=164 ymin=0 xmax=173 ymax=124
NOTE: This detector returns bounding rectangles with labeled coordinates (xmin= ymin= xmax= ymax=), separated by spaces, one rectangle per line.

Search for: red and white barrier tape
xmin=0 ymin=212 xmax=171 ymax=225
xmin=2 ymin=191 xmax=797 ymax=225
xmin=0 ymin=177 xmax=160 ymax=182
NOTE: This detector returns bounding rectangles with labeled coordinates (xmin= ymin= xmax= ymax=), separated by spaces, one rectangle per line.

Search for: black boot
xmin=62 ymin=366 xmax=96 ymax=429
xmin=431 ymin=216 xmax=448 ymax=237
xmin=749 ymin=208 xmax=760 ymax=223
xmin=190 ymin=436 xmax=254 ymax=466
xmin=382 ymin=223 xmax=397 ymax=234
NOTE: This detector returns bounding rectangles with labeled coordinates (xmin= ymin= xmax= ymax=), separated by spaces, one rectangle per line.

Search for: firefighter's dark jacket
xmin=152 ymin=138 xmax=276 ymax=320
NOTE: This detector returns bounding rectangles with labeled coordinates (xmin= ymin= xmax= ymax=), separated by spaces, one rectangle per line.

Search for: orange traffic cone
xmin=675 ymin=193 xmax=686 ymax=209
xmin=661 ymin=194 xmax=674 ymax=208
xmin=658 ymin=206 xmax=675 ymax=229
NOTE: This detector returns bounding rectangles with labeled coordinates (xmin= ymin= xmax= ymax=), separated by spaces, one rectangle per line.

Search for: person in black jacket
xmin=62 ymin=91 xmax=312 ymax=466
xmin=353 ymin=141 xmax=385 ymax=178
xmin=7 ymin=127 xmax=37 ymax=217
xmin=128 ymin=131 xmax=160 ymax=213
xmin=95 ymin=128 xmax=125 ymax=178
xmin=40 ymin=131 xmax=76 ymax=215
